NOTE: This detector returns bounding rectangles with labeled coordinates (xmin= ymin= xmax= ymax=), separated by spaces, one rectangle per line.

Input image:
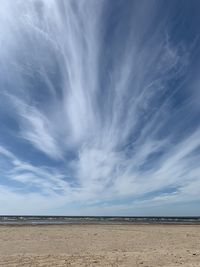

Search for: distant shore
xmin=0 ymin=224 xmax=200 ymax=266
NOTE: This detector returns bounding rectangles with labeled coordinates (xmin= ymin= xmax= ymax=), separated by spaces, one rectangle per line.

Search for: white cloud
xmin=4 ymin=94 xmax=62 ymax=159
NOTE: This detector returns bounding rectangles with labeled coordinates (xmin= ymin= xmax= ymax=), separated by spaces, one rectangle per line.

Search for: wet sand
xmin=0 ymin=224 xmax=200 ymax=266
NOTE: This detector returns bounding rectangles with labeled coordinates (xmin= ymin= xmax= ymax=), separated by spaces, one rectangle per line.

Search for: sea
xmin=0 ymin=216 xmax=200 ymax=225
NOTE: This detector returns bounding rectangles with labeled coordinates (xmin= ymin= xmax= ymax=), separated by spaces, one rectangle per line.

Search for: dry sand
xmin=0 ymin=224 xmax=200 ymax=266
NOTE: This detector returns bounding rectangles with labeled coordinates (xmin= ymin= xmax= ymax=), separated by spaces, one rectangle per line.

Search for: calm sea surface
xmin=0 ymin=216 xmax=200 ymax=225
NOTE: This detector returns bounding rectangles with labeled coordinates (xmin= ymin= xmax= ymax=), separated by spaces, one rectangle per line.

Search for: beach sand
xmin=0 ymin=224 xmax=199 ymax=266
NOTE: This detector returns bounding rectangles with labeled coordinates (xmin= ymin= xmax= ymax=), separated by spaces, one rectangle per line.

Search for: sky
xmin=0 ymin=0 xmax=200 ymax=215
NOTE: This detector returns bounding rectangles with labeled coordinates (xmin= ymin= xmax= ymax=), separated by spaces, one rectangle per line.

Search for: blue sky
xmin=0 ymin=0 xmax=200 ymax=215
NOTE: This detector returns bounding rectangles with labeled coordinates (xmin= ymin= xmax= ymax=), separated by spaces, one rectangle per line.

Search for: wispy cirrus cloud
xmin=5 ymin=94 xmax=63 ymax=160
xmin=0 ymin=0 xmax=200 ymax=215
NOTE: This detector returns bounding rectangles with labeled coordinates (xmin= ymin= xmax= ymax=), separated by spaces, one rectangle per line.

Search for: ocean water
xmin=0 ymin=216 xmax=200 ymax=225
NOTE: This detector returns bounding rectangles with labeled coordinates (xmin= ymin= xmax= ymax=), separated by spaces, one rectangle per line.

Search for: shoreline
xmin=1 ymin=222 xmax=200 ymax=226
xmin=0 ymin=216 xmax=200 ymax=226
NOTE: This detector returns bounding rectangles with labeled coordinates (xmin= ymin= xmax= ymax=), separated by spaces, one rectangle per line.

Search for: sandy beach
xmin=0 ymin=224 xmax=199 ymax=267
